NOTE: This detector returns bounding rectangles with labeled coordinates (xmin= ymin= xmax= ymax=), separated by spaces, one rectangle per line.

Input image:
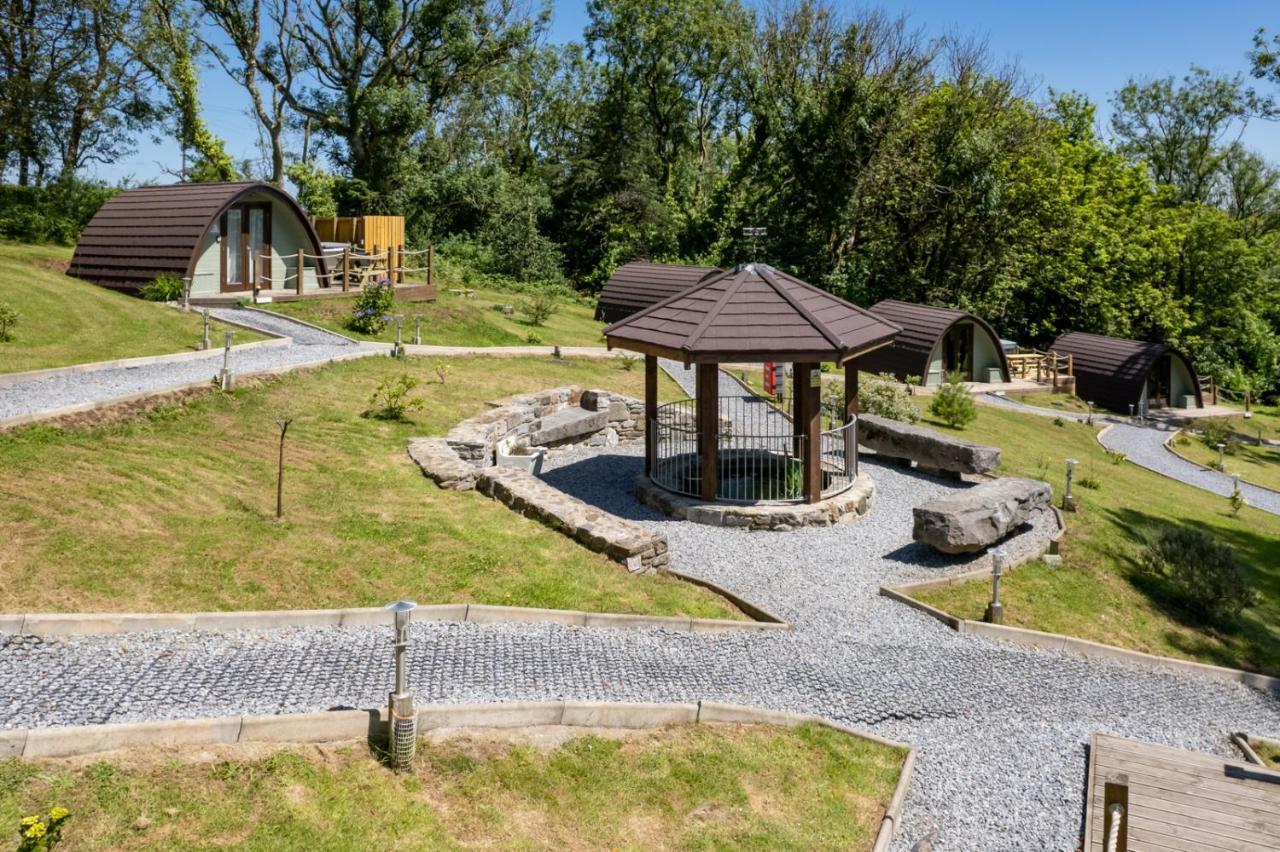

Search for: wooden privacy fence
xmin=310 ymin=215 xmax=409 ymax=283
xmin=1006 ymin=349 xmax=1073 ymax=387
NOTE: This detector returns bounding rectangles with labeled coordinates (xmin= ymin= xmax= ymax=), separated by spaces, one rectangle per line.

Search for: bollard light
xmin=1086 ymin=401 xmax=1094 ymax=426
xmin=413 ymin=314 xmax=423 ymax=346
xmin=386 ymin=600 xmax=418 ymax=771
xmin=1217 ymin=442 xmax=1226 ymax=470
xmin=392 ymin=314 xmax=405 ymax=358
xmin=1063 ymin=458 xmax=1078 ymax=511
xmin=984 ymin=547 xmax=1007 ymax=624
xmin=200 ymin=308 xmax=211 ymax=351
xmin=1128 ymin=403 xmax=1134 ymax=423
xmin=219 ymin=330 xmax=234 ymax=390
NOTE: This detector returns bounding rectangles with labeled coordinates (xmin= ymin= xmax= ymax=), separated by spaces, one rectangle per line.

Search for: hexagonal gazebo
xmin=603 ymin=263 xmax=901 ymax=508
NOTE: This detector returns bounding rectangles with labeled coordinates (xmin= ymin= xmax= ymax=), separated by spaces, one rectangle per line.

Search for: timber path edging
xmin=879 ymin=580 xmax=1280 ymax=697
xmin=0 ymin=600 xmax=788 ymax=638
xmin=0 ymin=699 xmax=915 ymax=851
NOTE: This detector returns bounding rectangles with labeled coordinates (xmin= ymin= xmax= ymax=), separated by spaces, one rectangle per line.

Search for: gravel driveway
xmin=0 ymin=309 xmax=380 ymax=422
xmin=1 ymin=445 xmax=1276 ymax=851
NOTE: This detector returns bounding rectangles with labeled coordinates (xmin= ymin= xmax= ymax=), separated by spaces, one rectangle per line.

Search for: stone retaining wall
xmin=634 ymin=473 xmax=876 ymax=530
xmin=445 ymin=386 xmax=644 ymax=464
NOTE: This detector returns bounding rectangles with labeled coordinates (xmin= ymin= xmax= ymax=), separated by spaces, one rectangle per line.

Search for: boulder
xmin=529 ymin=407 xmax=609 ymax=446
xmin=912 ymin=478 xmax=1051 ymax=554
xmin=859 ymin=414 xmax=1000 ymax=475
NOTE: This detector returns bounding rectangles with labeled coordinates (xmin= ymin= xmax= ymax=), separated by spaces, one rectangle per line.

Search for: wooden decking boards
xmin=1083 ymin=733 xmax=1280 ymax=852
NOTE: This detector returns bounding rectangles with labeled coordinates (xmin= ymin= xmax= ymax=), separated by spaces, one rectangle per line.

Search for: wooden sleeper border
xmin=0 ymin=700 xmax=915 ymax=852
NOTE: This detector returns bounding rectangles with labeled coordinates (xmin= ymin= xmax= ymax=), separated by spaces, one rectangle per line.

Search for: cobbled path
xmin=0 ymin=308 xmax=378 ymax=421
xmin=1 ymin=362 xmax=1277 ymax=849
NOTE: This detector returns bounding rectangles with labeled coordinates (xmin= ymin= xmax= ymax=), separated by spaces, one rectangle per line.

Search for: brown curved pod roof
xmin=70 ymin=181 xmax=325 ymax=292
xmin=858 ymin=299 xmax=1010 ymax=382
xmin=1050 ymin=331 xmax=1202 ymax=412
xmin=594 ymin=261 xmax=721 ymax=323
xmin=604 ymin=263 xmax=901 ymax=364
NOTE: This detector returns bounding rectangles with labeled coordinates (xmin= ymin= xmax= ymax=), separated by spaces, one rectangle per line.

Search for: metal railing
xmin=649 ymin=396 xmax=857 ymax=503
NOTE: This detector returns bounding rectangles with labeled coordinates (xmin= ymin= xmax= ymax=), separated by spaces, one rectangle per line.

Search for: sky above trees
xmin=91 ymin=0 xmax=1279 ymax=184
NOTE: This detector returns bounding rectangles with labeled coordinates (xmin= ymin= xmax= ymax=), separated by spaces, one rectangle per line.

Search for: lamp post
xmin=386 ymin=600 xmax=418 ymax=771
xmin=1216 ymin=442 xmax=1226 ymax=470
xmin=1086 ymin=401 xmax=1094 ymax=426
xmin=985 ymin=547 xmax=1007 ymax=624
xmin=392 ymin=314 xmax=405 ymax=358
xmin=1063 ymin=458 xmax=1078 ymax=512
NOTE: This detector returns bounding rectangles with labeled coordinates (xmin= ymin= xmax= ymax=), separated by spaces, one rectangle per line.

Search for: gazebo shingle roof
xmin=603 ymin=263 xmax=901 ymax=363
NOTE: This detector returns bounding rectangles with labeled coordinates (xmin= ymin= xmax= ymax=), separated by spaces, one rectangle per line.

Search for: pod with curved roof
xmin=857 ymin=300 xmax=1010 ymax=385
xmin=1050 ymin=331 xmax=1203 ymax=413
xmin=70 ymin=181 xmax=328 ymax=296
xmin=594 ymin=261 xmax=721 ymax=323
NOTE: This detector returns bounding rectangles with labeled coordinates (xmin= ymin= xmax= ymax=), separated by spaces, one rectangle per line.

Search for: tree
xmin=1110 ymin=68 xmax=1252 ymax=205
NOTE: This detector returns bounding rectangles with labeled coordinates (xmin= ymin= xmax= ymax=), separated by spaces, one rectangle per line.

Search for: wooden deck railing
xmin=1198 ymin=374 xmax=1218 ymax=405
xmin=1006 ymin=350 xmax=1073 ymax=387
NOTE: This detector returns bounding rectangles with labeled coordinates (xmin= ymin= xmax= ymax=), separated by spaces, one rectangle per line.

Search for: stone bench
xmin=859 ymin=414 xmax=1000 ymax=476
xmin=530 ymin=407 xmax=610 ymax=447
xmin=477 ymin=467 xmax=669 ymax=573
xmin=912 ymin=477 xmax=1052 ymax=553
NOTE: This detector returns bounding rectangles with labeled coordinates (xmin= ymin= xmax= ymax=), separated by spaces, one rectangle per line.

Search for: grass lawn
xmin=0 ymin=242 xmax=260 ymax=374
xmin=1253 ymin=738 xmax=1280 ymax=770
xmin=263 ymin=287 xmax=606 ymax=348
xmin=1170 ymin=432 xmax=1280 ymax=491
xmin=0 ymin=722 xmax=903 ymax=850
xmin=1003 ymin=390 xmax=1095 ymax=415
xmin=0 ymin=354 xmax=738 ymax=619
xmin=903 ymin=405 xmax=1280 ymax=676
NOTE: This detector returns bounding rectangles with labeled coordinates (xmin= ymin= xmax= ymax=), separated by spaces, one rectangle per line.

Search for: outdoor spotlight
xmin=385 ymin=600 xmax=418 ymax=771
xmin=1063 ymin=458 xmax=1078 ymax=511
xmin=1086 ymin=401 xmax=1094 ymax=425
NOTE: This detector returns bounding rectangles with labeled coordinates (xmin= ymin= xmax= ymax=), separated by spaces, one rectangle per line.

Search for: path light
xmin=199 ymin=308 xmax=210 ymax=351
xmin=1086 ymin=401 xmax=1094 ymax=426
xmin=413 ymin=314 xmax=423 ymax=346
xmin=1063 ymin=458 xmax=1078 ymax=512
xmin=219 ymin=330 xmax=233 ymax=390
xmin=1217 ymin=442 xmax=1226 ymax=470
xmin=386 ymin=600 xmax=418 ymax=771
xmin=392 ymin=314 xmax=405 ymax=358
xmin=984 ymin=547 xmax=1007 ymax=625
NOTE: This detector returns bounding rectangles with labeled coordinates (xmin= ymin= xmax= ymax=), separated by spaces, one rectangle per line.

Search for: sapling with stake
xmin=274 ymin=412 xmax=294 ymax=519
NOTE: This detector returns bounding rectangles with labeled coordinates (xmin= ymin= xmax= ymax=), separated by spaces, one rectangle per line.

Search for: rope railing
xmin=1104 ymin=803 xmax=1125 ymax=852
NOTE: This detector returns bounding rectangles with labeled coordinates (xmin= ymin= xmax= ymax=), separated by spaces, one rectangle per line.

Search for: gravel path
xmin=1 ymin=445 xmax=1276 ymax=850
xmin=1098 ymin=422 xmax=1280 ymax=515
xmin=0 ymin=309 xmax=378 ymax=422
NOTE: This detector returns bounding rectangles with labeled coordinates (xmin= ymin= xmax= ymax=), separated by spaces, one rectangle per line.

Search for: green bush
xmin=139 ymin=275 xmax=185 ymax=302
xmin=347 ymin=280 xmax=396 ymax=335
xmin=364 ymin=373 xmax=424 ymax=420
xmin=928 ymin=372 xmax=977 ymax=429
xmin=520 ymin=290 xmax=559 ymax=326
xmin=1198 ymin=417 xmax=1238 ymax=454
xmin=0 ymin=303 xmax=17 ymax=342
xmin=1139 ymin=526 xmax=1255 ymax=623
xmin=858 ymin=373 xmax=920 ymax=424
xmin=0 ymin=180 xmax=117 ymax=244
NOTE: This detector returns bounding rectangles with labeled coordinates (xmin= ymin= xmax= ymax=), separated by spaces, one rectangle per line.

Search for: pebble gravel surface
xmin=1 ymin=361 xmax=1277 ymax=849
xmin=0 ymin=308 xmax=379 ymax=421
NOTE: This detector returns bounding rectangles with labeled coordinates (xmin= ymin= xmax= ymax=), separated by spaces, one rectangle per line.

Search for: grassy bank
xmin=1254 ymin=738 xmax=1280 ymax=770
xmin=0 ymin=355 xmax=737 ymax=619
xmin=911 ymin=404 xmax=1280 ymax=676
xmin=264 ymin=287 xmax=605 ymax=348
xmin=0 ymin=723 xmax=903 ymax=851
xmin=0 ymin=242 xmax=259 ymax=374
xmin=1170 ymin=431 xmax=1280 ymax=491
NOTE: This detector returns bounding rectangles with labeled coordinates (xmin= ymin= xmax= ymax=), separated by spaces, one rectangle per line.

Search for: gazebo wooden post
xmin=796 ymin=362 xmax=822 ymax=503
xmin=644 ymin=354 xmax=658 ymax=476
xmin=791 ymin=365 xmax=804 ymax=457
xmin=696 ymin=362 xmax=719 ymax=501
xmin=844 ymin=360 xmax=859 ymax=420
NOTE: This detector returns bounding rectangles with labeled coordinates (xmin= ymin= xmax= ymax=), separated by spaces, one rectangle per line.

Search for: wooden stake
xmin=342 ymin=248 xmax=351 ymax=293
xmin=275 ymin=416 xmax=293 ymax=519
xmin=295 ymin=249 xmax=305 ymax=295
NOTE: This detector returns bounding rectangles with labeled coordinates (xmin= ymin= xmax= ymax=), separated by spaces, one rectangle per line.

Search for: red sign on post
xmin=763 ymin=361 xmax=777 ymax=396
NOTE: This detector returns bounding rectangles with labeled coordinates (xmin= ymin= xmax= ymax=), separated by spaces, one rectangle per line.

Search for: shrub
xmin=347 ymin=280 xmax=396 ymax=335
xmin=365 ymin=374 xmax=424 ymax=420
xmin=139 ymin=275 xmax=185 ymax=302
xmin=0 ymin=303 xmax=17 ymax=342
xmin=525 ymin=332 xmax=542 ymax=345
xmin=928 ymin=372 xmax=977 ymax=429
xmin=1199 ymin=417 xmax=1238 ymax=454
xmin=520 ymin=290 xmax=558 ymax=326
xmin=858 ymin=373 xmax=920 ymax=423
xmin=617 ymin=353 xmax=638 ymax=371
xmin=17 ymin=805 xmax=69 ymax=851
xmin=1139 ymin=526 xmax=1255 ymax=623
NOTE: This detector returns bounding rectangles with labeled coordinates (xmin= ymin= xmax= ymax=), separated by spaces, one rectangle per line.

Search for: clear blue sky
xmin=94 ymin=0 xmax=1280 ymax=184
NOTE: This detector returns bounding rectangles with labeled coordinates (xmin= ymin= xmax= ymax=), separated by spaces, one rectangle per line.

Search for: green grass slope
xmin=0 ymin=242 xmax=257 ymax=374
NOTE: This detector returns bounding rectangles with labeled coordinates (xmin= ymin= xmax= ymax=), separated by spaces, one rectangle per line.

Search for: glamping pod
xmin=595 ymin=261 xmax=721 ymax=324
xmin=858 ymin=300 xmax=1010 ymax=385
xmin=70 ymin=181 xmax=327 ymax=296
xmin=1050 ymin=331 xmax=1203 ymax=413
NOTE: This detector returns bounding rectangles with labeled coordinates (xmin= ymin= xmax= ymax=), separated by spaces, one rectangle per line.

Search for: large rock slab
xmin=530 ymin=407 xmax=609 ymax=446
xmin=859 ymin=414 xmax=1000 ymax=475
xmin=913 ymin=478 xmax=1052 ymax=554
